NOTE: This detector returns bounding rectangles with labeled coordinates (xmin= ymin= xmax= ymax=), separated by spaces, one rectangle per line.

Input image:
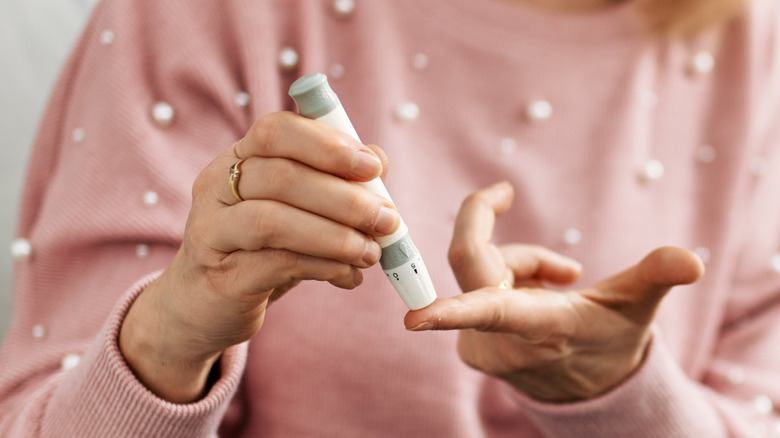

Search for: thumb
xmin=587 ymin=246 xmax=705 ymax=325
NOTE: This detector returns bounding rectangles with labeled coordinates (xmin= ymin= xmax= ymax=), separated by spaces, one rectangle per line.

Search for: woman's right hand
xmin=118 ymin=112 xmax=400 ymax=403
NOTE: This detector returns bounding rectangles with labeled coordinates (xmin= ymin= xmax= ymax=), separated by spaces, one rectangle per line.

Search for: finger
xmin=213 ymin=156 xmax=400 ymax=237
xmin=587 ymin=246 xmax=704 ymax=324
xmin=233 ymin=112 xmax=383 ymax=182
xmin=404 ymin=288 xmax=575 ymax=342
xmin=500 ymin=244 xmax=582 ymax=285
xmin=206 ymin=200 xmax=382 ymax=268
xmin=452 ymin=181 xmax=514 ymax=244
xmin=448 ymin=181 xmax=514 ymax=291
xmin=224 ymin=248 xmax=364 ymax=296
xmin=364 ymin=144 xmax=390 ymax=181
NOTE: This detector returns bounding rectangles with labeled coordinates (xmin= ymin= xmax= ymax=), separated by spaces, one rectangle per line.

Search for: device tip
xmin=288 ymin=73 xmax=340 ymax=119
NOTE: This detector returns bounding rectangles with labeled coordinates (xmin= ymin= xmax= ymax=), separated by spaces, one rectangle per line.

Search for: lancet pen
xmin=289 ymin=73 xmax=437 ymax=310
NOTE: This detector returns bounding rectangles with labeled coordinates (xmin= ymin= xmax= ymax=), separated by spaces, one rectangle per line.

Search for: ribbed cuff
xmin=42 ymin=271 xmax=248 ymax=438
xmin=511 ymin=330 xmax=728 ymax=438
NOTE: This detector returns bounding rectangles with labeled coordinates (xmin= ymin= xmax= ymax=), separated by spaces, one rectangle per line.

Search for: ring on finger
xmin=229 ymin=159 xmax=246 ymax=202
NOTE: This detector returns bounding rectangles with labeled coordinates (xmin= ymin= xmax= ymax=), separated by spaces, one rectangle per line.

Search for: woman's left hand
xmin=404 ymin=182 xmax=704 ymax=402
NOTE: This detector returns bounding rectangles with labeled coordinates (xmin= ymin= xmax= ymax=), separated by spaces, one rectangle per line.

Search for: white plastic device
xmin=289 ymin=73 xmax=437 ymax=310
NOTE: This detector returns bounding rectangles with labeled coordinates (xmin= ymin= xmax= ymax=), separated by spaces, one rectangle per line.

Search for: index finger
xmin=234 ymin=111 xmax=383 ymax=182
xmin=403 ymin=289 xmax=576 ymax=342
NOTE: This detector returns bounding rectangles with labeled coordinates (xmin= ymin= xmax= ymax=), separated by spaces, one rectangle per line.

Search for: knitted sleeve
xmin=0 ymin=0 xmax=288 ymax=435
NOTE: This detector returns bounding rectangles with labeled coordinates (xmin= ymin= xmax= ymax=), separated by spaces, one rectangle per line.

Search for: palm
xmin=405 ymin=182 xmax=703 ymax=401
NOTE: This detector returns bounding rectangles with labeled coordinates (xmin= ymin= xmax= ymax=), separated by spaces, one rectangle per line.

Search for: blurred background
xmin=0 ymin=0 xmax=97 ymax=340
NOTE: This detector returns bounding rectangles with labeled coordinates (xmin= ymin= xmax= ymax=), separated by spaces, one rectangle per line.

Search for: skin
xmin=120 ymin=112 xmax=399 ymax=403
xmin=404 ymin=182 xmax=704 ymax=401
xmin=120 ymin=111 xmax=703 ymax=405
xmin=119 ymin=0 xmax=692 ymax=406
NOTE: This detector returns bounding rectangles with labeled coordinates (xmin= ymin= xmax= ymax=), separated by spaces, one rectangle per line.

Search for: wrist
xmin=119 ymin=276 xmax=223 ymax=403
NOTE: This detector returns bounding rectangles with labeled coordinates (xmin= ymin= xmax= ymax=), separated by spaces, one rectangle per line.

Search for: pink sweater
xmin=2 ymin=0 xmax=780 ymax=436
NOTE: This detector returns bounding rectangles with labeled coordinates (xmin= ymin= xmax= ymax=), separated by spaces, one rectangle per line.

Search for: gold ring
xmin=498 ymin=279 xmax=512 ymax=290
xmin=229 ymin=159 xmax=246 ymax=202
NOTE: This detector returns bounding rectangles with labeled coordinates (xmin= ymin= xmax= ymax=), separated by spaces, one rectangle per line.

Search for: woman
xmin=1 ymin=0 xmax=778 ymax=436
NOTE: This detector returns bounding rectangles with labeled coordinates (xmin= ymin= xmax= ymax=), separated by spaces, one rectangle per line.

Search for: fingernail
xmin=407 ymin=322 xmax=435 ymax=331
xmin=374 ymin=207 xmax=400 ymax=235
xmin=352 ymin=269 xmax=363 ymax=286
xmin=351 ymin=150 xmax=382 ymax=180
xmin=363 ymin=241 xmax=381 ymax=265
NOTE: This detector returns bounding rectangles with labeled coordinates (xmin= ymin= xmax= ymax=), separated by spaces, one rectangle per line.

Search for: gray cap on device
xmin=288 ymin=72 xmax=341 ymax=119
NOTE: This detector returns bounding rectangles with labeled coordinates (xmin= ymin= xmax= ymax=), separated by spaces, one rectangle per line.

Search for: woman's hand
xmin=119 ymin=112 xmax=399 ymax=403
xmin=404 ymin=182 xmax=704 ymax=402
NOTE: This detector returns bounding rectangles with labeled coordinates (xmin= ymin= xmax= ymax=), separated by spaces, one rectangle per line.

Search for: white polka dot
xmin=143 ymin=191 xmax=159 ymax=206
xmin=61 ymin=354 xmax=81 ymax=371
xmin=136 ymin=244 xmax=150 ymax=258
xmin=640 ymin=90 xmax=658 ymax=109
xmin=11 ymin=238 xmax=32 ymax=260
xmin=727 ymin=366 xmax=746 ymax=384
xmin=151 ymin=101 xmax=174 ymax=127
xmin=750 ymin=157 xmax=769 ymax=176
xmin=526 ymin=100 xmax=553 ymax=122
xmin=697 ymin=145 xmax=716 ymax=164
xmin=412 ymin=53 xmax=429 ymax=70
xmin=394 ymin=102 xmax=420 ymax=121
xmin=500 ymin=137 xmax=517 ymax=155
xmin=689 ymin=51 xmax=715 ymax=75
xmin=99 ymin=30 xmax=115 ymax=45
xmin=72 ymin=128 xmax=85 ymax=143
xmin=278 ymin=47 xmax=299 ymax=70
xmin=333 ymin=0 xmax=356 ymax=17
xmin=234 ymin=92 xmax=250 ymax=107
xmin=694 ymin=246 xmax=711 ymax=264
xmin=32 ymin=324 xmax=46 ymax=339
xmin=563 ymin=228 xmax=582 ymax=245
xmin=329 ymin=63 xmax=345 ymax=79
xmin=770 ymin=253 xmax=780 ymax=274
xmin=773 ymin=420 xmax=780 ymax=436
xmin=641 ymin=160 xmax=665 ymax=181
xmin=753 ymin=395 xmax=774 ymax=415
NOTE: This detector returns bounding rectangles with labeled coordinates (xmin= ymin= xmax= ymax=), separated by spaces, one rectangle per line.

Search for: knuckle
xmin=251 ymin=112 xmax=288 ymax=156
xmin=263 ymin=158 xmax=299 ymax=193
xmin=448 ymin=241 xmax=476 ymax=271
xmin=345 ymin=190 xmax=377 ymax=231
xmin=248 ymin=203 xmax=279 ymax=247
xmin=462 ymin=191 xmax=488 ymax=210
xmin=191 ymin=170 xmax=211 ymax=200
xmin=192 ymin=156 xmax=231 ymax=202
xmin=321 ymin=134 xmax=356 ymax=168
xmin=337 ymin=232 xmax=367 ymax=263
xmin=482 ymin=300 xmax=507 ymax=332
xmin=271 ymin=249 xmax=304 ymax=280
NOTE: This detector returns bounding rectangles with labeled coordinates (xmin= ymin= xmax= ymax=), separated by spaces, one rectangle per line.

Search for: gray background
xmin=0 ymin=0 xmax=96 ymax=341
